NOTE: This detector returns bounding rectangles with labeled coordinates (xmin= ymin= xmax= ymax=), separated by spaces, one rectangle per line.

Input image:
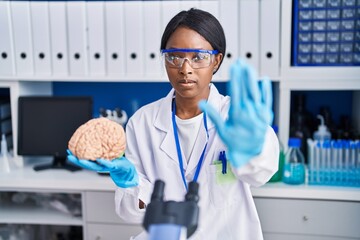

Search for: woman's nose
xmin=179 ymin=58 xmax=193 ymax=75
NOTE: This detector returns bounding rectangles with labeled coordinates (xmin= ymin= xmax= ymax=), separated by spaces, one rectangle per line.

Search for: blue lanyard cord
xmin=171 ymin=99 xmax=209 ymax=190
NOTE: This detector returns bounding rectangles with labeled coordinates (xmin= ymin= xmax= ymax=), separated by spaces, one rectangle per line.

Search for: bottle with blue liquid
xmin=283 ymin=138 xmax=306 ymax=185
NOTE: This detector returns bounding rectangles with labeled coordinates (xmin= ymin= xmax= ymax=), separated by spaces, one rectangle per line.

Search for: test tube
xmin=307 ymin=139 xmax=316 ymax=184
xmin=350 ymin=141 xmax=357 ymax=184
xmin=331 ymin=140 xmax=339 ymax=184
xmin=343 ymin=140 xmax=350 ymax=184
xmin=315 ymin=141 xmax=321 ymax=183
xmin=323 ymin=140 xmax=331 ymax=183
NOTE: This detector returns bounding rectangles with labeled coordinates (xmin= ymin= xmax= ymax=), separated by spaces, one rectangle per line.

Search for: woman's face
xmin=164 ymin=27 xmax=223 ymax=101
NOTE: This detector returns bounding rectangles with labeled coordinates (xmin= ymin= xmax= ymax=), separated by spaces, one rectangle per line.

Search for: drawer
xmin=85 ymin=191 xmax=123 ymax=224
xmin=254 ymin=198 xmax=360 ymax=239
xmin=87 ymin=223 xmax=143 ymax=240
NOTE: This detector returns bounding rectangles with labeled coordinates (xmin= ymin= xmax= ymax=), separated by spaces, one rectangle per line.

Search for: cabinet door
xmin=85 ymin=191 xmax=123 ymax=224
xmin=87 ymin=223 xmax=143 ymax=240
xmin=254 ymin=198 xmax=360 ymax=239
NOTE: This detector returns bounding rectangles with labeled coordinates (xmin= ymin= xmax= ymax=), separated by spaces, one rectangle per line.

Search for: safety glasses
xmin=161 ymin=48 xmax=219 ymax=69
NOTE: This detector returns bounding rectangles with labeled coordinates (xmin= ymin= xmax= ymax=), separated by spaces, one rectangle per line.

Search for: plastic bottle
xmin=313 ymin=114 xmax=331 ymax=142
xmin=268 ymin=125 xmax=285 ymax=182
xmin=283 ymin=138 xmax=306 ymax=185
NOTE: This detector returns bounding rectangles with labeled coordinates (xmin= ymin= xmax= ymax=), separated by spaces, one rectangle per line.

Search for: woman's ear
xmin=214 ymin=53 xmax=223 ymax=70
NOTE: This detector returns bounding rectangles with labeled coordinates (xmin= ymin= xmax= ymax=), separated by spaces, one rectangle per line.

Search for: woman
xmin=68 ymin=8 xmax=279 ymax=240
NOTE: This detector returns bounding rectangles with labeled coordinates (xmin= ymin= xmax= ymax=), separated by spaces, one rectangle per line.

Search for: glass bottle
xmin=268 ymin=125 xmax=285 ymax=182
xmin=290 ymin=93 xmax=312 ymax=163
xmin=283 ymin=138 xmax=306 ymax=185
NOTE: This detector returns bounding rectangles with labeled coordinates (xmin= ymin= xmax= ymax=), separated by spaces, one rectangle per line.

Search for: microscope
xmin=143 ymin=180 xmax=200 ymax=240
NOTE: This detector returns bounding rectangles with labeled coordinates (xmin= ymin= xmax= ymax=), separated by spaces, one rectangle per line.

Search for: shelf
xmin=251 ymin=182 xmax=360 ymax=201
xmin=0 ymin=203 xmax=82 ymax=226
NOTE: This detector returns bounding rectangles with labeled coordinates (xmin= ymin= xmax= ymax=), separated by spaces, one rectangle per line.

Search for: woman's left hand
xmin=199 ymin=59 xmax=273 ymax=168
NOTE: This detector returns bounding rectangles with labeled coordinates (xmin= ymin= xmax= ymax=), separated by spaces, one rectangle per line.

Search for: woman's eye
xmin=193 ymin=53 xmax=207 ymax=62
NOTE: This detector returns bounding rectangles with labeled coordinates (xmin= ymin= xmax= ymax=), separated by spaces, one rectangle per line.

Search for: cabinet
xmin=85 ymin=191 xmax=142 ymax=240
xmin=252 ymin=184 xmax=360 ymax=240
xmin=0 ymin=166 xmax=143 ymax=240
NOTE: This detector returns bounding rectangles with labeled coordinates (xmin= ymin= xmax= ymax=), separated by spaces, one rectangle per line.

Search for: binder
xmin=66 ymin=1 xmax=88 ymax=76
xmin=239 ymin=0 xmax=260 ymax=71
xmin=160 ymin=1 xmax=181 ymax=78
xmin=180 ymin=1 xmax=199 ymax=11
xmin=104 ymin=1 xmax=126 ymax=76
xmin=124 ymin=1 xmax=144 ymax=78
xmin=86 ymin=1 xmax=106 ymax=76
xmin=30 ymin=1 xmax=52 ymax=75
xmin=161 ymin=1 xmax=181 ymax=32
xmin=260 ymin=0 xmax=280 ymax=78
xmin=0 ymin=1 xmax=15 ymax=76
xmin=219 ymin=0 xmax=239 ymax=80
xmin=143 ymin=1 xmax=163 ymax=78
xmin=199 ymin=1 xmax=219 ymax=19
xmin=49 ymin=1 xmax=69 ymax=76
xmin=10 ymin=1 xmax=34 ymax=76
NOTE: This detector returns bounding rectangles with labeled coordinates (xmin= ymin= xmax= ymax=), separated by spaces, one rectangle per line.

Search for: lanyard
xmin=171 ymin=99 xmax=209 ymax=190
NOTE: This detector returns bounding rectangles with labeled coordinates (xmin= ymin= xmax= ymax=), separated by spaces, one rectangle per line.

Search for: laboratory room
xmin=0 ymin=0 xmax=360 ymax=239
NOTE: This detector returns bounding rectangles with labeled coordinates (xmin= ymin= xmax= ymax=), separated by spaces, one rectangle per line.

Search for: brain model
xmin=68 ymin=117 xmax=126 ymax=161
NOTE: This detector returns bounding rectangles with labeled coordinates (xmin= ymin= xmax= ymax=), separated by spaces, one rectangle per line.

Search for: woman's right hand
xmin=67 ymin=150 xmax=139 ymax=188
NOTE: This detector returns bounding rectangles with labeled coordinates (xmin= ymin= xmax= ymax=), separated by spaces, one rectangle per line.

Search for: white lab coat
xmin=115 ymin=84 xmax=279 ymax=240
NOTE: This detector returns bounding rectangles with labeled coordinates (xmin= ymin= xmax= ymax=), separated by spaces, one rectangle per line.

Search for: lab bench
xmin=0 ymin=165 xmax=359 ymax=240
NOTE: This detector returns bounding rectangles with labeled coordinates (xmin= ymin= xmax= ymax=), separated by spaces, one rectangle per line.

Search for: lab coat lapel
xmin=154 ymin=89 xmax=180 ymax=166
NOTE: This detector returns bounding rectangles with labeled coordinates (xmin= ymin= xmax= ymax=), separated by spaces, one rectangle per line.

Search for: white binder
xmin=143 ymin=1 xmax=162 ymax=78
xmin=219 ymin=0 xmax=239 ymax=80
xmin=49 ymin=1 xmax=69 ymax=76
xmin=180 ymin=1 xmax=199 ymax=11
xmin=10 ymin=1 xmax=34 ymax=76
xmin=104 ymin=1 xmax=126 ymax=76
xmin=161 ymin=1 xmax=181 ymax=32
xmin=199 ymin=1 xmax=219 ymax=19
xmin=0 ymin=1 xmax=15 ymax=76
xmin=239 ymin=0 xmax=260 ymax=72
xmin=260 ymin=0 xmax=280 ymax=79
xmin=86 ymin=1 xmax=106 ymax=76
xmin=66 ymin=1 xmax=88 ymax=76
xmin=30 ymin=1 xmax=52 ymax=76
xmin=124 ymin=1 xmax=144 ymax=78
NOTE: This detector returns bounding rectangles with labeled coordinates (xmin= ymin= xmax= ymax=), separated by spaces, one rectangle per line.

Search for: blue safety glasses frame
xmin=161 ymin=48 xmax=219 ymax=69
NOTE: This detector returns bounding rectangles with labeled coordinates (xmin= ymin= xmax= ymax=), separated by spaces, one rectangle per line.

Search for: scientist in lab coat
xmin=68 ymin=8 xmax=279 ymax=240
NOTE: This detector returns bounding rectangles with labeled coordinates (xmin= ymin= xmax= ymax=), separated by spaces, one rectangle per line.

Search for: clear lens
xmin=162 ymin=51 xmax=214 ymax=69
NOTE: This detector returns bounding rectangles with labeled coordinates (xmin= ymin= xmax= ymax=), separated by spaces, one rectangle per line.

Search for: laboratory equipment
xmin=268 ymin=125 xmax=285 ymax=182
xmin=307 ymin=139 xmax=360 ymax=187
xmin=17 ymin=96 xmax=93 ymax=171
xmin=143 ymin=180 xmax=199 ymax=240
xmin=283 ymin=138 xmax=306 ymax=185
xmin=313 ymin=114 xmax=331 ymax=142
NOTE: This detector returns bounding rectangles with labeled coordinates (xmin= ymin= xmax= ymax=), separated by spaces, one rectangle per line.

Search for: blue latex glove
xmin=67 ymin=150 xmax=139 ymax=188
xmin=199 ymin=59 xmax=273 ymax=168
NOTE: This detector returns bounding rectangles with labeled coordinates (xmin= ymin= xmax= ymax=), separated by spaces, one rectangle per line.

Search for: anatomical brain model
xmin=68 ymin=117 xmax=126 ymax=161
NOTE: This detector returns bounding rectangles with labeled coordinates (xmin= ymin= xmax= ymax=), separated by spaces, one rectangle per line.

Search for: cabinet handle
xmin=302 ymin=215 xmax=309 ymax=221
